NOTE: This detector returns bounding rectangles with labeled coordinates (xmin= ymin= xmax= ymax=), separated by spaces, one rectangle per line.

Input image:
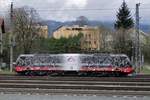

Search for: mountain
xmin=41 ymin=20 xmax=150 ymax=37
xmin=41 ymin=20 xmax=63 ymax=37
xmin=140 ymin=24 xmax=150 ymax=33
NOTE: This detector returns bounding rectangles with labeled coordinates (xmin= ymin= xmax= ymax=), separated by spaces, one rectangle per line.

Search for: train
xmin=14 ymin=53 xmax=134 ymax=76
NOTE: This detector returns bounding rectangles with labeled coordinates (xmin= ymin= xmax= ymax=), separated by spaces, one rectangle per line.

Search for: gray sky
xmin=0 ymin=0 xmax=150 ymax=24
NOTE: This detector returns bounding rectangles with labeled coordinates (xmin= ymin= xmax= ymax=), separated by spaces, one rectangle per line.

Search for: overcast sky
xmin=0 ymin=0 xmax=150 ymax=24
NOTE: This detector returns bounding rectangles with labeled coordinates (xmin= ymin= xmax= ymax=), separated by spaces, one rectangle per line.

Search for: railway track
xmin=0 ymin=74 xmax=150 ymax=96
xmin=1 ymin=76 xmax=150 ymax=82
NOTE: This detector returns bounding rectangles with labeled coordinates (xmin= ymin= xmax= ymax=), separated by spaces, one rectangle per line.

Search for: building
xmin=53 ymin=25 xmax=103 ymax=50
xmin=103 ymin=29 xmax=150 ymax=51
xmin=127 ymin=29 xmax=149 ymax=45
xmin=0 ymin=17 xmax=5 ymax=68
xmin=0 ymin=18 xmax=5 ymax=34
xmin=38 ymin=25 xmax=48 ymax=38
xmin=0 ymin=17 xmax=5 ymax=53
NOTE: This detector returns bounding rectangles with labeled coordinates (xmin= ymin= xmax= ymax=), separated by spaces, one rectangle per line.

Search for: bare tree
xmin=12 ymin=7 xmax=41 ymax=54
xmin=100 ymin=27 xmax=114 ymax=52
xmin=142 ymin=36 xmax=150 ymax=63
xmin=112 ymin=29 xmax=133 ymax=57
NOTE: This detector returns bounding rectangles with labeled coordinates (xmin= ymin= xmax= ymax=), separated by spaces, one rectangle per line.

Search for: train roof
xmin=110 ymin=54 xmax=128 ymax=57
xmin=18 ymin=53 xmax=128 ymax=57
xmin=19 ymin=54 xmax=35 ymax=57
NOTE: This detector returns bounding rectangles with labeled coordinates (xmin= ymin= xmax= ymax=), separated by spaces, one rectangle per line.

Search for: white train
xmin=14 ymin=53 xmax=134 ymax=76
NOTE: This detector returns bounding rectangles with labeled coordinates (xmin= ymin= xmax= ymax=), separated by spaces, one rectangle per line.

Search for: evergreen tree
xmin=113 ymin=1 xmax=134 ymax=57
xmin=114 ymin=1 xmax=134 ymax=29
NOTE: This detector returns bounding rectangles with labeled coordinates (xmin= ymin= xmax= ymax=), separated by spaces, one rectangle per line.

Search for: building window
xmin=94 ymin=41 xmax=97 ymax=45
xmin=89 ymin=34 xmax=91 ymax=38
xmin=88 ymin=41 xmax=91 ymax=44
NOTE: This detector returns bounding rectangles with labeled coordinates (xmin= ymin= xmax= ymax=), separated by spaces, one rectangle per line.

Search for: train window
xmin=32 ymin=55 xmax=62 ymax=66
xmin=111 ymin=56 xmax=131 ymax=67
xmin=80 ymin=55 xmax=112 ymax=67
xmin=16 ymin=56 xmax=33 ymax=66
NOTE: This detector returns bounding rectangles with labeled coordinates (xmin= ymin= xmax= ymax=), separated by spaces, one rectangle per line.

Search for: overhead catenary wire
xmin=1 ymin=7 xmax=150 ymax=12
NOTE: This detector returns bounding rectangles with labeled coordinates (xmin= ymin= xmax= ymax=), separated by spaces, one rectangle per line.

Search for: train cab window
xmin=16 ymin=56 xmax=33 ymax=66
xmin=111 ymin=56 xmax=132 ymax=67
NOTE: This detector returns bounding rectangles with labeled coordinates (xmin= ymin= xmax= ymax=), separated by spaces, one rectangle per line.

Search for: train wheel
xmin=120 ymin=73 xmax=128 ymax=77
xmin=48 ymin=72 xmax=53 ymax=76
xmin=78 ymin=72 xmax=86 ymax=76
xmin=97 ymin=72 xmax=105 ymax=77
xmin=37 ymin=71 xmax=47 ymax=76
xmin=114 ymin=72 xmax=120 ymax=77
xmin=97 ymin=73 xmax=103 ymax=77
xmin=25 ymin=70 xmax=33 ymax=76
xmin=17 ymin=72 xmax=25 ymax=76
xmin=111 ymin=72 xmax=117 ymax=77
xmin=45 ymin=72 xmax=49 ymax=76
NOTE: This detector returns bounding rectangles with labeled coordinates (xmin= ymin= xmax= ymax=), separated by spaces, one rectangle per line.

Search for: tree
xmin=113 ymin=29 xmax=133 ymax=58
xmin=66 ymin=33 xmax=83 ymax=53
xmin=142 ymin=37 xmax=150 ymax=63
xmin=114 ymin=1 xmax=134 ymax=30
xmin=2 ymin=32 xmax=11 ymax=64
xmin=113 ymin=1 xmax=134 ymax=57
xmin=51 ymin=33 xmax=83 ymax=53
xmin=31 ymin=37 xmax=50 ymax=53
xmin=31 ymin=33 xmax=83 ymax=54
xmin=12 ymin=7 xmax=41 ymax=54
xmin=100 ymin=26 xmax=114 ymax=53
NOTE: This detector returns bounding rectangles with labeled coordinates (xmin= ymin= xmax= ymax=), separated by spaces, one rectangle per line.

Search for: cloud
xmin=49 ymin=0 xmax=88 ymax=21
xmin=0 ymin=0 xmax=11 ymax=10
xmin=0 ymin=0 xmax=11 ymax=8
xmin=65 ymin=0 xmax=87 ymax=8
xmin=0 ymin=0 xmax=11 ymax=16
xmin=0 ymin=0 xmax=150 ymax=23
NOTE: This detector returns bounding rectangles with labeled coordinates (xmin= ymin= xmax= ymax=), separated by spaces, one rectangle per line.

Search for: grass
xmin=0 ymin=69 xmax=16 ymax=75
xmin=140 ymin=64 xmax=150 ymax=74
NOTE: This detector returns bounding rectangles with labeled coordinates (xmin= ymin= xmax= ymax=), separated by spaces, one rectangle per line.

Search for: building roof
xmin=0 ymin=17 xmax=4 ymax=26
xmin=54 ymin=25 xmax=98 ymax=32
xmin=0 ymin=17 xmax=5 ymax=33
xmin=139 ymin=30 xmax=150 ymax=37
xmin=127 ymin=28 xmax=149 ymax=37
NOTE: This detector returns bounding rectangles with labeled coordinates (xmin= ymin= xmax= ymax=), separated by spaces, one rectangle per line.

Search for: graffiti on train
xmin=16 ymin=55 xmax=62 ymax=66
xmin=16 ymin=54 xmax=131 ymax=67
xmin=81 ymin=55 xmax=130 ymax=67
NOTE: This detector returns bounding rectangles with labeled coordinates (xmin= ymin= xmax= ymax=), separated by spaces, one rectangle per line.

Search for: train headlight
xmin=123 ymin=69 xmax=129 ymax=73
xmin=15 ymin=67 xmax=22 ymax=71
xmin=35 ymin=67 xmax=40 ymax=70
xmin=112 ymin=69 xmax=115 ymax=71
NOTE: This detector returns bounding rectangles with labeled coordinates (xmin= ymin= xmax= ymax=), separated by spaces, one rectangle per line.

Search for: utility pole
xmin=0 ymin=23 xmax=2 ymax=69
xmin=10 ymin=2 xmax=14 ymax=72
xmin=10 ymin=36 xmax=15 ymax=72
xmin=135 ymin=3 xmax=141 ymax=73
